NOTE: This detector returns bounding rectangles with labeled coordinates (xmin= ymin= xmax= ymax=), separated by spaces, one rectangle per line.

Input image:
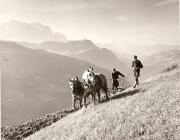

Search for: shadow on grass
xmin=101 ymin=88 xmax=141 ymax=104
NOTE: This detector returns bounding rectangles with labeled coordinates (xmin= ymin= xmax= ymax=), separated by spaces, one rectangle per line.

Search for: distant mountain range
xmin=0 ymin=41 xmax=112 ymax=126
xmin=20 ymin=40 xmax=129 ymax=73
xmin=141 ymin=49 xmax=180 ymax=79
xmin=0 ymin=20 xmax=134 ymax=73
xmin=0 ymin=20 xmax=67 ymax=43
xmin=98 ymin=42 xmax=179 ymax=58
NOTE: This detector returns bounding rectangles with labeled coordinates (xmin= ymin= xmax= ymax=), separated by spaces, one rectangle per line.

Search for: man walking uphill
xmin=112 ymin=68 xmax=125 ymax=93
xmin=132 ymin=55 xmax=143 ymax=88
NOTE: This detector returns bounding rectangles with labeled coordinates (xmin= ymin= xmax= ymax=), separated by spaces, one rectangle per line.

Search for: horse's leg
xmin=92 ymin=92 xmax=96 ymax=106
xmin=91 ymin=93 xmax=94 ymax=101
xmin=83 ymin=92 xmax=89 ymax=108
xmin=102 ymin=88 xmax=110 ymax=101
xmin=88 ymin=90 xmax=96 ymax=106
xmin=97 ymin=90 xmax=101 ymax=103
xmin=83 ymin=96 xmax=87 ymax=108
xmin=72 ymin=98 xmax=76 ymax=109
xmin=105 ymin=90 xmax=110 ymax=100
xmin=93 ymin=94 xmax=95 ymax=106
xmin=80 ymin=98 xmax=83 ymax=108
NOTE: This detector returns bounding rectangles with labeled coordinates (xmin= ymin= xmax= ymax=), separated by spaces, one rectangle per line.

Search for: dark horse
xmin=69 ymin=76 xmax=96 ymax=108
xmin=69 ymin=77 xmax=84 ymax=109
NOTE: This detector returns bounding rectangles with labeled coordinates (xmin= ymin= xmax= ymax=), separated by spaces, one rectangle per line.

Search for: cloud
xmin=116 ymin=16 xmax=128 ymax=21
xmin=154 ymin=0 xmax=179 ymax=7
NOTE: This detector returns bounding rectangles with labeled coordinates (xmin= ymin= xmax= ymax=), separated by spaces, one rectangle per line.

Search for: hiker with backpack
xmin=132 ymin=55 xmax=143 ymax=88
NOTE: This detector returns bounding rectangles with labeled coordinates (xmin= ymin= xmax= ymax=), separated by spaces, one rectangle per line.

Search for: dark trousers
xmin=112 ymin=79 xmax=119 ymax=90
xmin=134 ymin=68 xmax=140 ymax=77
xmin=133 ymin=69 xmax=140 ymax=88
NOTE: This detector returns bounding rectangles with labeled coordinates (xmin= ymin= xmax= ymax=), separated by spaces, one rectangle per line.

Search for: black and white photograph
xmin=0 ymin=0 xmax=179 ymax=139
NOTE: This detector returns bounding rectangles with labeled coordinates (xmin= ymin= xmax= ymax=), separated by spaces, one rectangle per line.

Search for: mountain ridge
xmin=0 ymin=20 xmax=67 ymax=43
xmin=21 ymin=40 xmax=128 ymax=73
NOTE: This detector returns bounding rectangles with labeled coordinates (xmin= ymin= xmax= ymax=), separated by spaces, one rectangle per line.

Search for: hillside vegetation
xmin=26 ymin=65 xmax=180 ymax=140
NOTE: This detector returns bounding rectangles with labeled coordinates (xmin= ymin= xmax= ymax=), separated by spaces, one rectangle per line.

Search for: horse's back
xmin=96 ymin=73 xmax=108 ymax=92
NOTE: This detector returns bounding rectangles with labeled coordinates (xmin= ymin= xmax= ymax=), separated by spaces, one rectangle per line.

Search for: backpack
xmin=133 ymin=60 xmax=143 ymax=69
xmin=138 ymin=60 xmax=143 ymax=68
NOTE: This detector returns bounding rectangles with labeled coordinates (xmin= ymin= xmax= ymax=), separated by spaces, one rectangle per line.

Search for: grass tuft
xmin=162 ymin=63 xmax=178 ymax=73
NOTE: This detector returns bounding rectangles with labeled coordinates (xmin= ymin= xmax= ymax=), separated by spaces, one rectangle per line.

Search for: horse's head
xmin=85 ymin=67 xmax=95 ymax=86
xmin=69 ymin=78 xmax=75 ymax=91
xmin=69 ymin=76 xmax=81 ymax=93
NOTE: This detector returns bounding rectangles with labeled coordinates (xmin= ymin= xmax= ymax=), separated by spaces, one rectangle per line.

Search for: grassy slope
xmin=26 ymin=67 xmax=180 ymax=140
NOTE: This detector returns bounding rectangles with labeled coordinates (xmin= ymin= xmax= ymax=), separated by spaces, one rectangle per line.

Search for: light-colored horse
xmin=82 ymin=67 xmax=95 ymax=87
xmin=82 ymin=67 xmax=110 ymax=103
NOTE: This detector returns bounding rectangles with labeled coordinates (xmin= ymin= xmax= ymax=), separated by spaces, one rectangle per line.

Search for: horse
xmin=82 ymin=67 xmax=110 ymax=103
xmin=69 ymin=76 xmax=96 ymax=108
xmin=69 ymin=76 xmax=84 ymax=109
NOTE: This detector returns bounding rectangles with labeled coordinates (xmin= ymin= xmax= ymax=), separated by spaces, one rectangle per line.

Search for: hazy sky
xmin=0 ymin=0 xmax=179 ymax=44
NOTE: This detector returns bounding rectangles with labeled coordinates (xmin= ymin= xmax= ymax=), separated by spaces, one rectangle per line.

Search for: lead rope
xmin=107 ymin=71 xmax=133 ymax=90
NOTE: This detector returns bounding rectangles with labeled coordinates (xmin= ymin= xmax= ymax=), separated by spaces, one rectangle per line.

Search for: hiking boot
xmin=133 ymin=84 xmax=136 ymax=88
